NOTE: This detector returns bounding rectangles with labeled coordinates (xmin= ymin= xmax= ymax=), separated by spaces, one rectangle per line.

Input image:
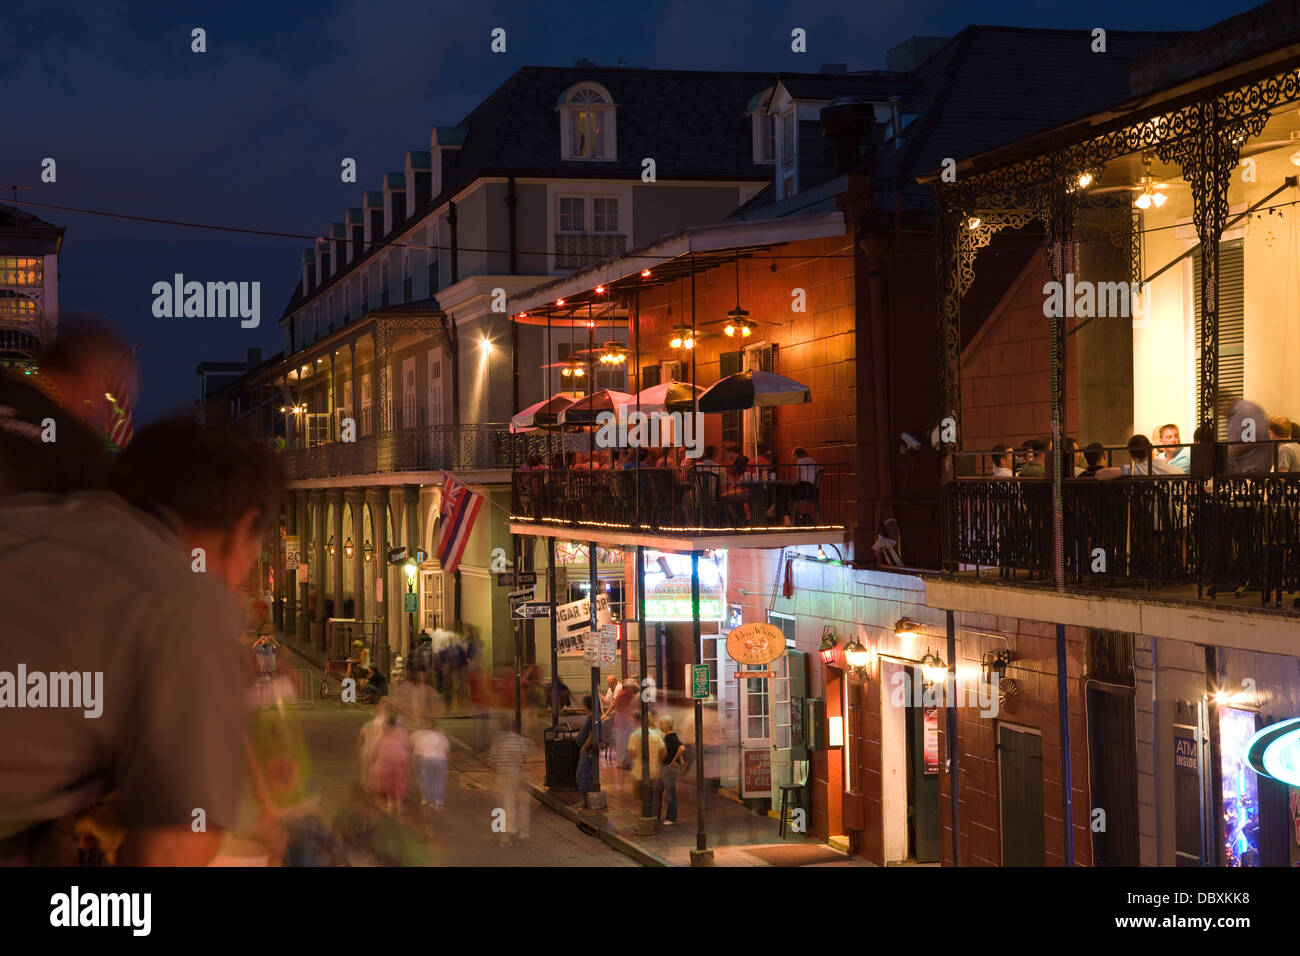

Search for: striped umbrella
xmin=698 ymin=369 xmax=812 ymax=413
xmin=617 ymin=380 xmax=704 ymax=415
xmin=557 ymin=389 xmax=633 ymax=426
xmin=510 ymin=393 xmax=575 ymax=433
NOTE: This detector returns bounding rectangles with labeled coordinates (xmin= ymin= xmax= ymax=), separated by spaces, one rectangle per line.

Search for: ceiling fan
xmin=1088 ymin=153 xmax=1186 ymax=208
xmin=1239 ymin=129 xmax=1300 ymax=165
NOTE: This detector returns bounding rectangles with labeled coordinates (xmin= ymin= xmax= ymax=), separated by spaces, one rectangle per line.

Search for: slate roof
xmin=873 ymin=26 xmax=1187 ymax=212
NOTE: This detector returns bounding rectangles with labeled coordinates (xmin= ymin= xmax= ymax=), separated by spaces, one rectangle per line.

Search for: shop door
xmin=739 ymin=663 xmax=772 ymax=799
xmin=998 ymin=724 xmax=1046 ymax=865
xmin=420 ymin=569 xmax=443 ymax=633
xmin=1087 ymin=685 xmax=1140 ymax=865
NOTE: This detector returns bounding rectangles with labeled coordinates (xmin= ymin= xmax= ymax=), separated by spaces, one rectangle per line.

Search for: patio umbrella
xmin=510 ymin=393 xmax=575 ymax=433
xmin=557 ymin=388 xmax=634 ymax=426
xmin=697 ymin=369 xmax=812 ymax=412
xmin=617 ymin=380 xmax=705 ymax=415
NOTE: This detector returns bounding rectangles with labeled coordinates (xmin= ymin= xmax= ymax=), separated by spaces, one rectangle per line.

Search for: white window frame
xmin=558 ymin=83 xmax=618 ymax=161
xmin=427 ymin=347 xmax=445 ymax=427
xmin=546 ymin=184 xmax=633 ymax=274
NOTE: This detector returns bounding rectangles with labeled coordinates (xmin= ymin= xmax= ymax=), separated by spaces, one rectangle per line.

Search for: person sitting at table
xmin=990 ymin=444 xmax=1014 ymax=478
xmin=1268 ymin=417 xmax=1300 ymax=472
xmin=752 ymin=442 xmax=773 ymax=467
xmin=1017 ymin=439 xmax=1046 ymax=477
xmin=571 ymin=451 xmax=591 ymax=470
xmin=1078 ymin=442 xmax=1107 ymax=477
xmin=721 ymin=441 xmax=742 ymax=467
xmin=1153 ymin=423 xmax=1190 ymax=473
xmin=1094 ymin=434 xmax=1182 ymax=479
xmin=692 ymin=445 xmax=719 ymax=468
xmin=622 ymin=447 xmax=649 ymax=470
xmin=793 ymin=447 xmax=820 ymax=485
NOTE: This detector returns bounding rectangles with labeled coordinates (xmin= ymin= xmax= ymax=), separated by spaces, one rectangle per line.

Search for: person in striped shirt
xmin=488 ymin=728 xmax=538 ymax=846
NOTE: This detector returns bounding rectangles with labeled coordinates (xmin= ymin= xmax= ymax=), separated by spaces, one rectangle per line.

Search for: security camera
xmin=900 ymin=432 xmax=921 ymax=452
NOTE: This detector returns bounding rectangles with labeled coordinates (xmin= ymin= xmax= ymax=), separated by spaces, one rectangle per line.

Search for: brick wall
xmin=960 ymin=254 xmax=1080 ymax=461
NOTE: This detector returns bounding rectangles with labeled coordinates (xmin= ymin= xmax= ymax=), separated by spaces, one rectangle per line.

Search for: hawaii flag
xmin=434 ymin=473 xmax=483 ymax=575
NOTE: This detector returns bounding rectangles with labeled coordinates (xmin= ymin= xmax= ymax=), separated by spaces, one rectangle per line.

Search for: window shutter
xmin=758 ymin=345 xmax=778 ymax=450
xmin=640 ymin=363 xmax=661 ymax=390
xmin=720 ymin=351 xmax=743 ymax=444
xmin=1192 ymin=240 xmax=1244 ymax=437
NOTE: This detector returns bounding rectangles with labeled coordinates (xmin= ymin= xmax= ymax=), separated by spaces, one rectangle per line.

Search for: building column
xmin=271 ymin=498 xmax=284 ymax=630
xmin=402 ymin=483 xmax=421 ymax=659
xmin=330 ymin=487 xmax=346 ymax=627
xmin=369 ymin=487 xmax=389 ymax=674
xmin=349 ymin=342 xmax=358 ymax=434
xmin=311 ymin=490 xmax=326 ymax=648
xmin=284 ymin=490 xmax=298 ymax=634
xmin=348 ymin=487 xmax=366 ymax=623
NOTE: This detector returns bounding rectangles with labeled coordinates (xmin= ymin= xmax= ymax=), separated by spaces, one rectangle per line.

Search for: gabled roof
xmin=771 ymin=72 xmax=913 ymax=103
xmin=0 ymin=204 xmax=66 ymax=256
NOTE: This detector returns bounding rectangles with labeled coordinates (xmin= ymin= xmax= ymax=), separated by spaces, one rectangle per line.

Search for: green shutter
xmin=1192 ymin=240 xmax=1244 ymax=437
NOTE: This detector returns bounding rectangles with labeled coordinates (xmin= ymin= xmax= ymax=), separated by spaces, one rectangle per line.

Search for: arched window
xmin=559 ymin=83 xmax=617 ymax=161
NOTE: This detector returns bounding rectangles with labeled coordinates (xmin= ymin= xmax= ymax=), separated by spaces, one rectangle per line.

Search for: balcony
xmin=555 ymin=233 xmax=627 ymax=270
xmin=510 ymin=463 xmax=847 ymax=547
xmin=281 ymin=423 xmax=550 ymax=480
xmin=945 ymin=472 xmax=1300 ymax=608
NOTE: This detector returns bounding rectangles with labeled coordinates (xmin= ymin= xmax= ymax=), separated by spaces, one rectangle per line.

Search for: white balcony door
xmin=402 ymin=357 xmax=416 ymax=428
xmin=360 ymin=373 xmax=372 ymax=435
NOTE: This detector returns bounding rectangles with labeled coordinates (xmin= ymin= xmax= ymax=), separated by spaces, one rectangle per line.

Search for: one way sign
xmin=512 ymin=601 xmax=551 ymax=620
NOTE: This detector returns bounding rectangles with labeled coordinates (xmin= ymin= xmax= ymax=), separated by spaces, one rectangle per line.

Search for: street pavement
xmin=222 ymin=656 xmax=636 ymax=867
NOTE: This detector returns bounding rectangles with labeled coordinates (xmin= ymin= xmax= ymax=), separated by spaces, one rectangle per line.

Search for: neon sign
xmin=1246 ymin=716 xmax=1300 ymax=787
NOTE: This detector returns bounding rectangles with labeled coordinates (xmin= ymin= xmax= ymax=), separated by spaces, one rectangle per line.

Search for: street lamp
xmin=344 ymin=536 xmax=355 ymax=559
xmin=404 ymin=557 xmax=418 ymax=655
xmin=327 ymin=534 xmax=336 ymax=557
xmin=843 ymin=638 xmax=868 ymax=676
xmin=363 ymin=540 xmax=374 ymax=563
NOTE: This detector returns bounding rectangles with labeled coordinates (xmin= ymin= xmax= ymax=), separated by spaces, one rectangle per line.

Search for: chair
xmin=778 ymin=759 xmax=810 ymax=838
xmin=790 ymin=470 xmax=823 ymax=525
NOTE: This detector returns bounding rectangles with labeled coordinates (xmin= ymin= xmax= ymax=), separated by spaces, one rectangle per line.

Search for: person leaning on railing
xmin=1094 ymin=435 xmax=1182 ymax=480
xmin=1268 ymin=417 xmax=1300 ymax=473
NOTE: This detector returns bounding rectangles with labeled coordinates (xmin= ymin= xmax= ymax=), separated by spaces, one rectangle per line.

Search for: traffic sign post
xmin=497 ymin=571 xmax=538 ymax=587
xmin=690 ymin=664 xmax=711 ymax=700
xmin=508 ymin=587 xmax=535 ymax=611
xmin=512 ymin=601 xmax=551 ymax=620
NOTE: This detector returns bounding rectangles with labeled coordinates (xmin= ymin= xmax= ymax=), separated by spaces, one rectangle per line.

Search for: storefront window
xmin=1219 ymin=706 xmax=1261 ymax=867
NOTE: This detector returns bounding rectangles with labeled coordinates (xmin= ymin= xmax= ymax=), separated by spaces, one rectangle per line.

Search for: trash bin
xmin=544 ymin=724 xmax=580 ymax=791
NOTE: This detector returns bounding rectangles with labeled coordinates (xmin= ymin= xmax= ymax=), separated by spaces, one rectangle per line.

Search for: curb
xmin=522 ymin=781 xmax=671 ymax=867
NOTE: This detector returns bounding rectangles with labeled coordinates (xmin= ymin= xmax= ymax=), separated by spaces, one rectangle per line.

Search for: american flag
xmin=433 ymin=473 xmax=483 ymax=575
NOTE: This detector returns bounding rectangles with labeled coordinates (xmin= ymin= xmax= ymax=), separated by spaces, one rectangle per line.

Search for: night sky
xmin=5 ymin=0 xmax=1261 ymax=425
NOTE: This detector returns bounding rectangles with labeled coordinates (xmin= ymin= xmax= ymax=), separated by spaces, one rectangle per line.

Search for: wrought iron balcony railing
xmin=554 ymin=233 xmax=627 ymax=269
xmin=945 ymin=474 xmax=1300 ymax=606
xmin=281 ymin=423 xmax=553 ymax=480
xmin=510 ymin=463 xmax=846 ymax=535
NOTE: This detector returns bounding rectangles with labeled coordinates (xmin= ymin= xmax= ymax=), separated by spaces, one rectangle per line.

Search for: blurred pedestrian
xmin=612 ymin=677 xmax=639 ymax=768
xmin=653 ymin=715 xmax=686 ymax=825
xmin=488 ymin=727 xmax=538 ymax=846
xmin=0 ymin=312 xmax=136 ymax=498
xmin=626 ymin=711 xmax=664 ymax=804
xmin=575 ymin=696 xmax=598 ymax=793
xmin=368 ymin=714 xmax=412 ymax=815
xmin=411 ymin=724 xmax=450 ymax=810
xmin=0 ymin=418 xmax=281 ymax=865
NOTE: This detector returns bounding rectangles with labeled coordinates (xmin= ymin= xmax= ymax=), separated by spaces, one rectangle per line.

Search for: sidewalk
xmin=520 ymin=758 xmax=864 ymax=867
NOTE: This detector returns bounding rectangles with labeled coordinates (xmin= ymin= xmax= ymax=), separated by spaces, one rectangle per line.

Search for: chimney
xmin=382 ymin=172 xmax=406 ymax=235
xmin=345 ymin=207 xmax=364 ymax=263
xmin=820 ymin=97 xmax=876 ymax=177
xmin=363 ymin=191 xmax=384 ymax=249
xmin=885 ymin=36 xmax=950 ymax=72
xmin=405 ymin=151 xmax=432 ymax=218
xmin=301 ymin=249 xmax=317 ymax=295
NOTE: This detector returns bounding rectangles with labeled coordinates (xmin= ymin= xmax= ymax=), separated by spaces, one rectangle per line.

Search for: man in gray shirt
xmin=0 ymin=419 xmax=282 ymax=865
xmin=1227 ymin=399 xmax=1273 ymax=474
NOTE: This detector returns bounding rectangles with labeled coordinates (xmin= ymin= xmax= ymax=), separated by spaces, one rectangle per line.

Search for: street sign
xmin=690 ymin=664 xmax=711 ymax=700
xmin=297 ymin=563 xmax=309 ymax=583
xmin=497 ymin=571 xmax=538 ymax=587
xmin=284 ymin=535 xmax=301 ymax=570
xmin=512 ymin=601 xmax=551 ymax=620
xmin=599 ymin=624 xmax=618 ymax=667
xmin=388 ymin=546 xmax=408 ymax=565
xmin=583 ymin=631 xmax=600 ymax=667
xmin=403 ymin=592 xmax=418 ymax=613
xmin=375 ymin=577 xmax=383 ymax=604
xmin=414 ymin=548 xmax=428 ymax=562
xmin=508 ymin=587 xmax=535 ymax=609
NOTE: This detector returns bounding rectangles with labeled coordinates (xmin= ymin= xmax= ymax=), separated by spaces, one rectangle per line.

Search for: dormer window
xmin=748 ymin=87 xmax=776 ymax=165
xmin=559 ymin=83 xmax=617 ymax=161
